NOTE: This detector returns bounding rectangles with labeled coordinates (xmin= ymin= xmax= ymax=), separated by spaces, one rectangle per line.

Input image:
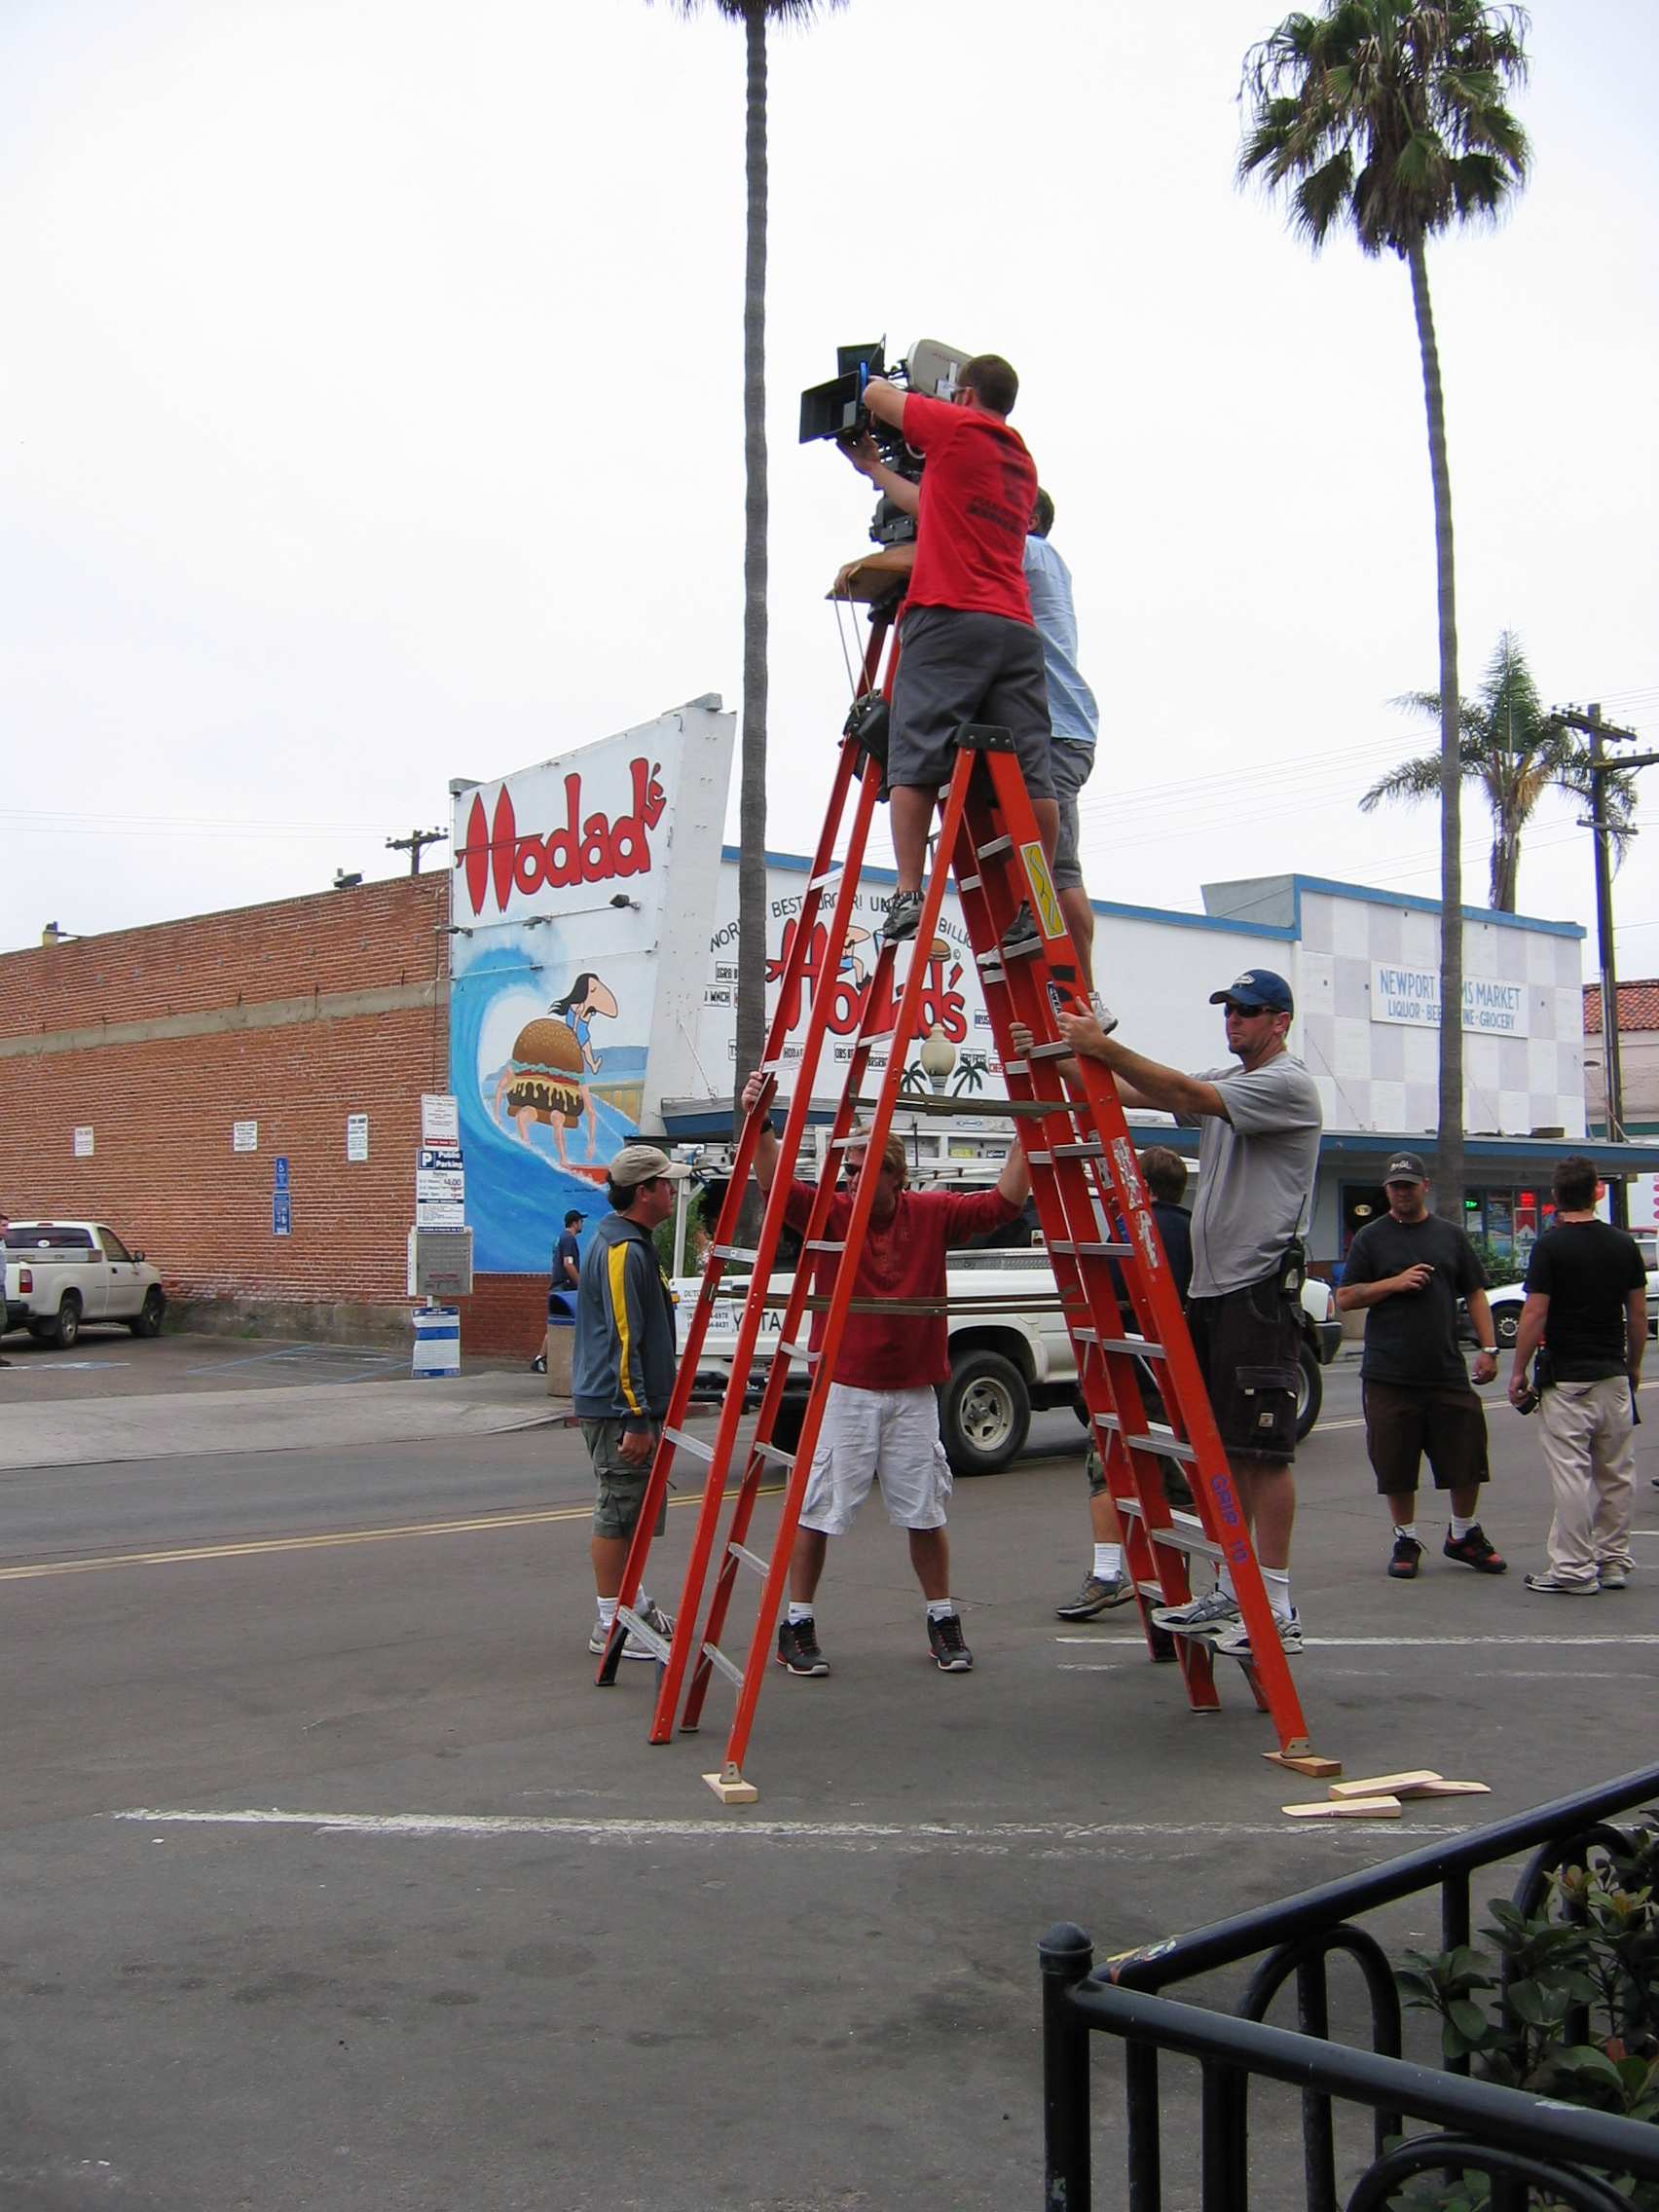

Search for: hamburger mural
xmin=492 ymin=974 xmax=620 ymax=1164
xmin=449 ymin=704 xmax=734 ymax=1275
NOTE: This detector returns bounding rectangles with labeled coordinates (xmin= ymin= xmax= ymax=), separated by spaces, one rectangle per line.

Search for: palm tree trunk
xmin=733 ymin=0 xmax=769 ymax=1145
xmin=1408 ymin=237 xmax=1465 ymax=1223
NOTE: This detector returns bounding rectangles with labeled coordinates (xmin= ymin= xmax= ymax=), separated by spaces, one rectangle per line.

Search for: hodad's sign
xmin=447 ymin=700 xmax=734 ymax=1276
xmin=1371 ymin=963 xmax=1531 ymax=1037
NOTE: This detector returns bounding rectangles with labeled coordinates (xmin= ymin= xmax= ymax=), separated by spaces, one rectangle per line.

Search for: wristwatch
xmin=1476 ymin=1345 xmax=1497 ymax=1355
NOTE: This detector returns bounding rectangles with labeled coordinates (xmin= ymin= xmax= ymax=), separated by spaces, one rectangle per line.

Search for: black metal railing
xmin=1041 ymin=1757 xmax=1659 ymax=2212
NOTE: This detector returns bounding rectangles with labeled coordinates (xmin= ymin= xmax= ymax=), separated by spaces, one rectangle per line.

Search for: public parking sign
xmin=273 ymin=1191 xmax=292 ymax=1237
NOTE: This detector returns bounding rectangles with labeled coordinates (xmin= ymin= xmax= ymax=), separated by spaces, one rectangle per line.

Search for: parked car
xmin=1477 ymin=1267 xmax=1659 ymax=1350
xmin=2 ymin=1221 xmax=166 ymax=1347
xmin=674 ymin=1182 xmax=1341 ymax=1475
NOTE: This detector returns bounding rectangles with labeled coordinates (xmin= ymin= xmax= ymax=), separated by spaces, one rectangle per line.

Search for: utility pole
xmin=387 ymin=827 xmax=448 ymax=877
xmin=1549 ymin=704 xmax=1652 ymax=1229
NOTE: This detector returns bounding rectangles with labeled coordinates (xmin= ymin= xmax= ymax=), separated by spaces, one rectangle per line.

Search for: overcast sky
xmin=3 ymin=0 xmax=1655 ymax=977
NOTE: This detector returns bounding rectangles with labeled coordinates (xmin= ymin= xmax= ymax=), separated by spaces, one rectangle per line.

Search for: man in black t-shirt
xmin=1510 ymin=1155 xmax=1646 ymax=1595
xmin=1336 ymin=1152 xmax=1506 ymax=1580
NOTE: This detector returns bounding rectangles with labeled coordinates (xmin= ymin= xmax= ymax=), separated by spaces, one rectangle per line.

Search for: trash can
xmin=545 ymin=1293 xmax=575 ymax=1398
xmin=412 ymin=1304 xmax=461 ymax=1378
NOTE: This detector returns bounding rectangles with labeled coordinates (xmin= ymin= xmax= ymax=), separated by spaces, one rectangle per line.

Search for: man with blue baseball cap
xmin=1026 ymin=963 xmax=1323 ymax=1660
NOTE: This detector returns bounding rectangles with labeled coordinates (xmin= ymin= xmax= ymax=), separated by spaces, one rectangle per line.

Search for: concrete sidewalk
xmin=0 ymin=1372 xmax=565 ymax=1471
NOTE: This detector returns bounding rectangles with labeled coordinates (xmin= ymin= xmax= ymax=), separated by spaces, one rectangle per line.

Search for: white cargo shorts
xmin=799 ymin=1382 xmax=953 ymax=1535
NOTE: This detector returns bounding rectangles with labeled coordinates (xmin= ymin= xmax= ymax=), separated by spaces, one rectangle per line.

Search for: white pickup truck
xmin=674 ymin=1215 xmax=1341 ymax=1477
xmin=2 ymin=1220 xmax=167 ymax=1348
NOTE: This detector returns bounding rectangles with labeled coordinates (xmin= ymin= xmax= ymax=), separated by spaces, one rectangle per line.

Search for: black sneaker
xmin=1055 ymin=1572 xmax=1136 ymax=1620
xmin=776 ymin=1617 xmax=830 ymax=1676
xmin=881 ymin=891 xmax=924 ymax=945
xmin=927 ymin=1611 xmax=974 ymax=1672
xmin=1444 ymin=1524 xmax=1506 ymax=1574
xmin=1001 ymin=903 xmax=1042 ymax=957
xmin=1387 ymin=1532 xmax=1423 ymax=1580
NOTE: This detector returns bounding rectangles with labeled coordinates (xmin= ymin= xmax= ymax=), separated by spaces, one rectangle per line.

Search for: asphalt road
xmin=3 ymin=1349 xmax=1656 ymax=2210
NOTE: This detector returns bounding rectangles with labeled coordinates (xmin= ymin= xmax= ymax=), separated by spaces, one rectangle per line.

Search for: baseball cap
xmin=1209 ymin=968 xmax=1294 ymax=1015
xmin=608 ymin=1142 xmax=690 ymax=1186
xmin=1383 ymin=1151 xmax=1429 ymax=1184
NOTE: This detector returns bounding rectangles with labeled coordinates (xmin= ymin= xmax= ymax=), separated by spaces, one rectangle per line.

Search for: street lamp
xmin=919 ymin=1024 xmax=957 ymax=1096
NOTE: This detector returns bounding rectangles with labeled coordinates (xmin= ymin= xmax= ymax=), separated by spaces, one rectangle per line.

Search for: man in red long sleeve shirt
xmin=739 ymin=1070 xmax=1031 ymax=1677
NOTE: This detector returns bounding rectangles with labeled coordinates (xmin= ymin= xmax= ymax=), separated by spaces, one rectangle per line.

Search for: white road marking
xmin=110 ymin=1806 xmax=1459 ymax=1850
xmin=1056 ymin=1634 xmax=1659 ymax=1648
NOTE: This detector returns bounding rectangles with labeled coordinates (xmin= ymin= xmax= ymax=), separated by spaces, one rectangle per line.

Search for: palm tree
xmin=659 ymin=0 xmax=845 ymax=1144
xmin=1240 ymin=2 xmax=1530 ymax=1221
xmin=1362 ymin=631 xmax=1639 ymax=912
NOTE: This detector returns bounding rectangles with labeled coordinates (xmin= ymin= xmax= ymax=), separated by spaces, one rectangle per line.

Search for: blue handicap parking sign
xmin=274 ymin=1157 xmax=290 ymax=1190
xmin=273 ymin=1191 xmax=292 ymax=1236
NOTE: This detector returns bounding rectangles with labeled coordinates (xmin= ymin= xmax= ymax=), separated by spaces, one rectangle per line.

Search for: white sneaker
xmin=1215 ymin=1608 xmax=1303 ymax=1660
xmin=1088 ymin=991 xmax=1119 ymax=1035
xmin=1150 ymin=1586 xmax=1239 ymax=1637
xmin=587 ymin=1601 xmax=676 ymax=1660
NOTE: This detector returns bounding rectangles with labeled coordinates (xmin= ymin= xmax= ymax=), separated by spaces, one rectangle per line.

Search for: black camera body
xmin=799 ymin=337 xmax=970 ymax=546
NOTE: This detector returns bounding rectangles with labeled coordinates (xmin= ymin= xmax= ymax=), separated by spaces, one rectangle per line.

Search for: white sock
xmin=1262 ymin=1567 xmax=1292 ymax=1623
xmin=1093 ymin=1543 xmax=1123 ymax=1580
xmin=1393 ymin=1523 xmax=1419 ymax=1544
xmin=926 ymin=1599 xmax=957 ymax=1622
xmin=1450 ymin=1514 xmax=1477 ymax=1540
xmin=597 ymin=1596 xmax=618 ymax=1628
xmin=787 ymin=1601 xmax=815 ymax=1626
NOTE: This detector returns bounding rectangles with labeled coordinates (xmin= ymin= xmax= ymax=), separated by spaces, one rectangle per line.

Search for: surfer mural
xmin=448 ymin=702 xmax=734 ymax=1275
xmin=491 ymin=973 xmax=620 ymax=1164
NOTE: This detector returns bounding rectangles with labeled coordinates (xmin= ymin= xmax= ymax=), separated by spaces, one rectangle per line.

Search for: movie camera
xmin=798 ymin=338 xmax=969 ymax=545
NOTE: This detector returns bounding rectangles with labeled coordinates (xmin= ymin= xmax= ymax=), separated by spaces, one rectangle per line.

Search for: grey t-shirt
xmin=1185 ymin=1052 xmax=1322 ymax=1298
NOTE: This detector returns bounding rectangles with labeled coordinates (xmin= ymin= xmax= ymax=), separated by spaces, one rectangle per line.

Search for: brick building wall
xmin=0 ymin=875 xmax=468 ymax=1333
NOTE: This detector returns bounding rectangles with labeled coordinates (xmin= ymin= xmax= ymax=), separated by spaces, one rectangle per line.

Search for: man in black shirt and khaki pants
xmin=1336 ymin=1151 xmax=1507 ymax=1580
xmin=1509 ymin=1153 xmax=1646 ymax=1595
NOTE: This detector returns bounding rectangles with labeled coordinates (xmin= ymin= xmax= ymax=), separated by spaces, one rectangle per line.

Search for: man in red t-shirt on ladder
xmin=856 ymin=354 xmax=1059 ymax=953
xmin=739 ymin=1069 xmax=1032 ymax=1677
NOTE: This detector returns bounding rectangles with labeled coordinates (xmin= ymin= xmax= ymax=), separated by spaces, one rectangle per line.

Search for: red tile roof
xmin=1584 ymin=981 xmax=1659 ymax=1034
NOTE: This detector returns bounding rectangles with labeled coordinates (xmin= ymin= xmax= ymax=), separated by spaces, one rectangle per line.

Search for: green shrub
xmin=1389 ymin=1819 xmax=1659 ymax=2209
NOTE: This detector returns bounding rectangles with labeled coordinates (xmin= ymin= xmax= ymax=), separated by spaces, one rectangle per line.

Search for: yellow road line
xmin=0 ymin=1484 xmax=771 ymax=1584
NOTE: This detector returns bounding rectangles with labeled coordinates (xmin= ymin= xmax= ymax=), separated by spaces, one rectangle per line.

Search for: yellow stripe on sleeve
xmin=608 ymin=1239 xmax=643 ymax=1417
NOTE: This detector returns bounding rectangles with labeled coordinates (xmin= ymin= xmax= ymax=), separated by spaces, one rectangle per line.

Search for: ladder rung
xmin=1087 ymin=1336 xmax=1165 ymax=1359
xmin=661 ymin=1425 xmax=715 ymax=1462
xmin=614 ymin=1605 xmax=671 ymax=1662
xmin=1051 ymin=1239 xmax=1132 ymax=1258
xmin=1095 ymin=1414 xmax=1198 ymax=1463
xmin=1116 ymin=1498 xmax=1223 ymax=1563
xmin=711 ymin=1244 xmax=761 ymax=1264
xmin=1052 ymin=1140 xmax=1105 ymax=1159
xmin=976 ymin=833 xmax=1014 ymax=860
xmin=807 ymin=866 xmax=844 ymax=892
xmin=726 ymin=1540 xmax=771 ymax=1577
xmin=848 ymin=1092 xmax=1056 ymax=1120
xmin=754 ymin=1440 xmax=795 ymax=1469
xmin=776 ymin=1339 xmax=818 ymax=1361
xmin=804 ymin=1293 xmax=1073 ymax=1315
xmin=958 ymin=873 xmax=982 ymax=893
xmin=699 ymin=1641 xmax=745 ymax=1688
xmin=805 ymin=1239 xmax=846 ymax=1253
xmin=1014 ymin=1042 xmax=1074 ymax=1063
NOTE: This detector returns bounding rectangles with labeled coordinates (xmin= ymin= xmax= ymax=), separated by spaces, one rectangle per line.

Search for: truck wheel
xmin=1493 ymin=1307 xmax=1521 ymax=1348
xmin=1295 ymin=1341 xmax=1322 ymax=1441
xmin=940 ymin=1350 xmax=1030 ymax=1477
xmin=47 ymin=1293 xmax=82 ymax=1349
xmin=129 ymin=1288 xmax=166 ymax=1339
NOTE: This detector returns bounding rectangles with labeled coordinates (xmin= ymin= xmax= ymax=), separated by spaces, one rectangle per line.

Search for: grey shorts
xmin=1051 ymin=738 xmax=1094 ymax=892
xmin=889 ymin=607 xmax=1053 ymax=800
xmin=581 ymin=1418 xmax=669 ymax=1541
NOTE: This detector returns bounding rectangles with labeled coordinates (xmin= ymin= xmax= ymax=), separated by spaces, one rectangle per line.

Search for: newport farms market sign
xmin=1370 ymin=963 xmax=1530 ymax=1037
